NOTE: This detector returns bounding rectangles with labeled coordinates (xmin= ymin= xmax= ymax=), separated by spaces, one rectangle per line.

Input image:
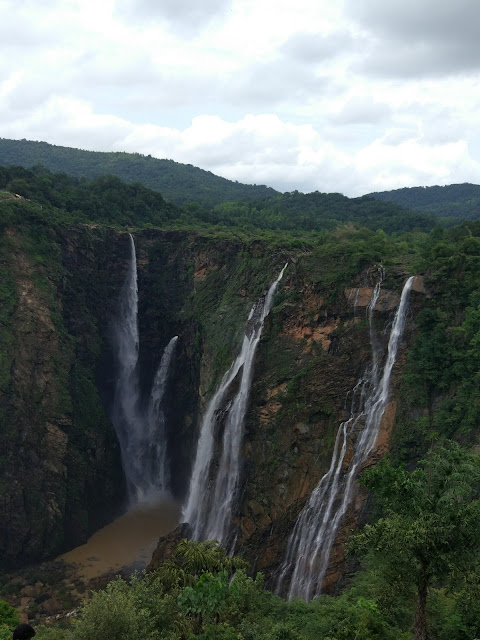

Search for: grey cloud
xmin=230 ymin=59 xmax=334 ymax=108
xmin=345 ymin=0 xmax=480 ymax=77
xmin=330 ymin=96 xmax=391 ymax=125
xmin=114 ymin=0 xmax=232 ymax=33
xmin=280 ymin=30 xmax=355 ymax=63
xmin=348 ymin=0 xmax=480 ymax=41
xmin=357 ymin=40 xmax=480 ymax=78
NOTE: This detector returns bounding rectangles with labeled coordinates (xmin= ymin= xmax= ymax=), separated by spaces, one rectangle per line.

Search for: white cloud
xmin=0 ymin=0 xmax=479 ymax=196
xmin=3 ymin=95 xmax=480 ymax=196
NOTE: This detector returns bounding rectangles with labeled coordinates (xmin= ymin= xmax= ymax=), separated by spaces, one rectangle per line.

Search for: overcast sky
xmin=1 ymin=0 xmax=480 ymax=196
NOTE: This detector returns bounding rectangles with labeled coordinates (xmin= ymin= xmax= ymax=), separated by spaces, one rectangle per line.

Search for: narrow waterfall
xmin=183 ymin=265 xmax=288 ymax=546
xmin=111 ymin=233 xmax=141 ymax=499
xmin=111 ymin=234 xmax=178 ymax=502
xmin=131 ymin=335 xmax=178 ymax=500
xmin=277 ymin=276 xmax=414 ymax=601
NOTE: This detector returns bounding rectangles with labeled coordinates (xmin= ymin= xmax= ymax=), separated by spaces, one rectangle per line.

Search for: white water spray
xmin=183 ymin=265 xmax=288 ymax=545
xmin=111 ymin=234 xmax=178 ymax=502
xmin=132 ymin=335 xmax=178 ymax=500
xmin=111 ymin=233 xmax=140 ymax=489
xmin=277 ymin=276 xmax=414 ymax=601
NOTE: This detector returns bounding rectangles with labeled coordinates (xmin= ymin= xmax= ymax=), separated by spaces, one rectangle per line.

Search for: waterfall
xmin=131 ymin=335 xmax=178 ymax=500
xmin=277 ymin=276 xmax=414 ymax=601
xmin=111 ymin=234 xmax=178 ymax=503
xmin=183 ymin=265 xmax=288 ymax=546
xmin=111 ymin=233 xmax=141 ymax=498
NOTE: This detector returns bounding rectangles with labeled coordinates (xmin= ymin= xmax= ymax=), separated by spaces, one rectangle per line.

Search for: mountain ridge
xmin=369 ymin=182 xmax=480 ymax=220
xmin=0 ymin=137 xmax=278 ymax=208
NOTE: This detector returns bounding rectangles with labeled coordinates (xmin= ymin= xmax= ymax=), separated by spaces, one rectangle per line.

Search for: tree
xmin=352 ymin=442 xmax=480 ymax=640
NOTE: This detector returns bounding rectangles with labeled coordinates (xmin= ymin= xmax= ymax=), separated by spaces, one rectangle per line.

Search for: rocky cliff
xmin=0 ymin=218 xmax=424 ymax=585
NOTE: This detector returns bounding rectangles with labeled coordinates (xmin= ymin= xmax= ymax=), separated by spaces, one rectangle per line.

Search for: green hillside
xmin=0 ymin=165 xmax=436 ymax=235
xmin=208 ymin=191 xmax=435 ymax=234
xmin=369 ymin=183 xmax=480 ymax=220
xmin=0 ymin=137 xmax=278 ymax=208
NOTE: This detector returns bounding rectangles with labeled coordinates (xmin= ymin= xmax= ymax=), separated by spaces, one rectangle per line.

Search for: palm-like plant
xmin=153 ymin=539 xmax=248 ymax=591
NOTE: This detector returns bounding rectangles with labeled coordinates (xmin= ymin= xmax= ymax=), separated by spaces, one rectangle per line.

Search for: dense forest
xmin=0 ymin=138 xmax=277 ymax=208
xmin=1 ymin=156 xmax=480 ymax=640
xmin=370 ymin=183 xmax=480 ymax=221
xmin=0 ymin=165 xmax=435 ymax=235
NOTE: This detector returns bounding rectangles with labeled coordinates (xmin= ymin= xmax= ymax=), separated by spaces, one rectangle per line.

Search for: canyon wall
xmin=0 ymin=222 xmax=424 ymax=582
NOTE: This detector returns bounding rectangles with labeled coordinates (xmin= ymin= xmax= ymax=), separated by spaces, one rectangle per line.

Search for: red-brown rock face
xmin=231 ymin=270 xmax=425 ymax=593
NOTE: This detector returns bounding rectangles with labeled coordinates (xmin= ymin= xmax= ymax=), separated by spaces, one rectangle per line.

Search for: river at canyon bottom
xmin=58 ymin=498 xmax=180 ymax=580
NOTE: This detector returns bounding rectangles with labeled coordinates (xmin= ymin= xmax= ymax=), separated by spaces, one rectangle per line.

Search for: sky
xmin=1 ymin=0 xmax=480 ymax=196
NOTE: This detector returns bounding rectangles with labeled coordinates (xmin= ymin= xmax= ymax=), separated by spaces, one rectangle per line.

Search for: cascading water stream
xmin=277 ymin=275 xmax=414 ymax=601
xmin=129 ymin=335 xmax=178 ymax=500
xmin=183 ymin=265 xmax=288 ymax=546
xmin=111 ymin=233 xmax=141 ymax=498
xmin=111 ymin=234 xmax=178 ymax=503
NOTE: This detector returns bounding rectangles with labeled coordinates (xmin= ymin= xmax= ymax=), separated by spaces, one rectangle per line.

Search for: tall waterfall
xmin=111 ymin=234 xmax=178 ymax=502
xmin=111 ymin=233 xmax=140 ymax=495
xmin=184 ymin=265 xmax=288 ymax=546
xmin=277 ymin=276 xmax=414 ymax=601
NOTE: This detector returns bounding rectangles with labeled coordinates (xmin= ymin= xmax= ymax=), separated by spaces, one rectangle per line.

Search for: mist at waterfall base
xmin=183 ymin=265 xmax=287 ymax=548
xmin=277 ymin=276 xmax=414 ymax=601
xmin=111 ymin=234 xmax=178 ymax=505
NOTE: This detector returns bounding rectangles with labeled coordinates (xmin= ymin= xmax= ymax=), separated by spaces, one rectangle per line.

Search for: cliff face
xmin=0 ymin=224 xmax=291 ymax=568
xmin=0 ymin=225 xmax=127 ymax=568
xmin=233 ymin=267 xmax=425 ymax=591
xmin=0 ymin=221 xmax=424 ymax=585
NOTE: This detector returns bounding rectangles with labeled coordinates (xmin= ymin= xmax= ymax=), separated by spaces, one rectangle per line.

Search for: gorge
xmin=2 ymin=169 xmax=480 ymax=638
xmin=0 ymin=217 xmax=428 ymax=592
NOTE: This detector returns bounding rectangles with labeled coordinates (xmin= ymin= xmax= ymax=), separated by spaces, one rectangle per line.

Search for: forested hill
xmin=0 ymin=137 xmax=278 ymax=208
xmin=208 ymin=191 xmax=435 ymax=234
xmin=369 ymin=183 xmax=480 ymax=220
xmin=0 ymin=165 xmax=436 ymax=234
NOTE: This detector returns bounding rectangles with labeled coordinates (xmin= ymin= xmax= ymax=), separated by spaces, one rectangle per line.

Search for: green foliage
xmin=370 ymin=182 xmax=480 ymax=221
xmin=207 ymin=191 xmax=434 ymax=234
xmin=71 ymin=578 xmax=155 ymax=640
xmin=0 ymin=599 xmax=19 ymax=628
xmin=0 ymin=138 xmax=276 ymax=208
xmin=353 ymin=442 xmax=480 ymax=640
xmin=393 ymin=220 xmax=480 ymax=450
xmin=154 ymin=540 xmax=248 ymax=592
xmin=0 ymin=163 xmax=435 ymax=236
xmin=178 ymin=571 xmax=230 ymax=623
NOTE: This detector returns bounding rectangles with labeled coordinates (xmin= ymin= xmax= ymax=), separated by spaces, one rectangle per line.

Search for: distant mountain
xmin=0 ymin=138 xmax=278 ymax=208
xmin=213 ymin=191 xmax=436 ymax=234
xmin=368 ymin=183 xmax=480 ymax=221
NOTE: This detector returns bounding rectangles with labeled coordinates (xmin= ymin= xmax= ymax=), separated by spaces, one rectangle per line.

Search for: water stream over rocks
xmin=277 ymin=276 xmax=414 ymax=600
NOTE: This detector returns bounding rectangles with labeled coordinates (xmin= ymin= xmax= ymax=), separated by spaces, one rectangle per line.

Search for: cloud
xmin=345 ymin=0 xmax=480 ymax=77
xmin=114 ymin=0 xmax=232 ymax=34
xmin=280 ymin=30 xmax=355 ymax=63
xmin=1 ymin=0 xmax=480 ymax=198
xmin=330 ymin=95 xmax=391 ymax=125
xmin=2 ymin=96 xmax=480 ymax=197
xmin=230 ymin=59 xmax=332 ymax=108
xmin=349 ymin=0 xmax=480 ymax=42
